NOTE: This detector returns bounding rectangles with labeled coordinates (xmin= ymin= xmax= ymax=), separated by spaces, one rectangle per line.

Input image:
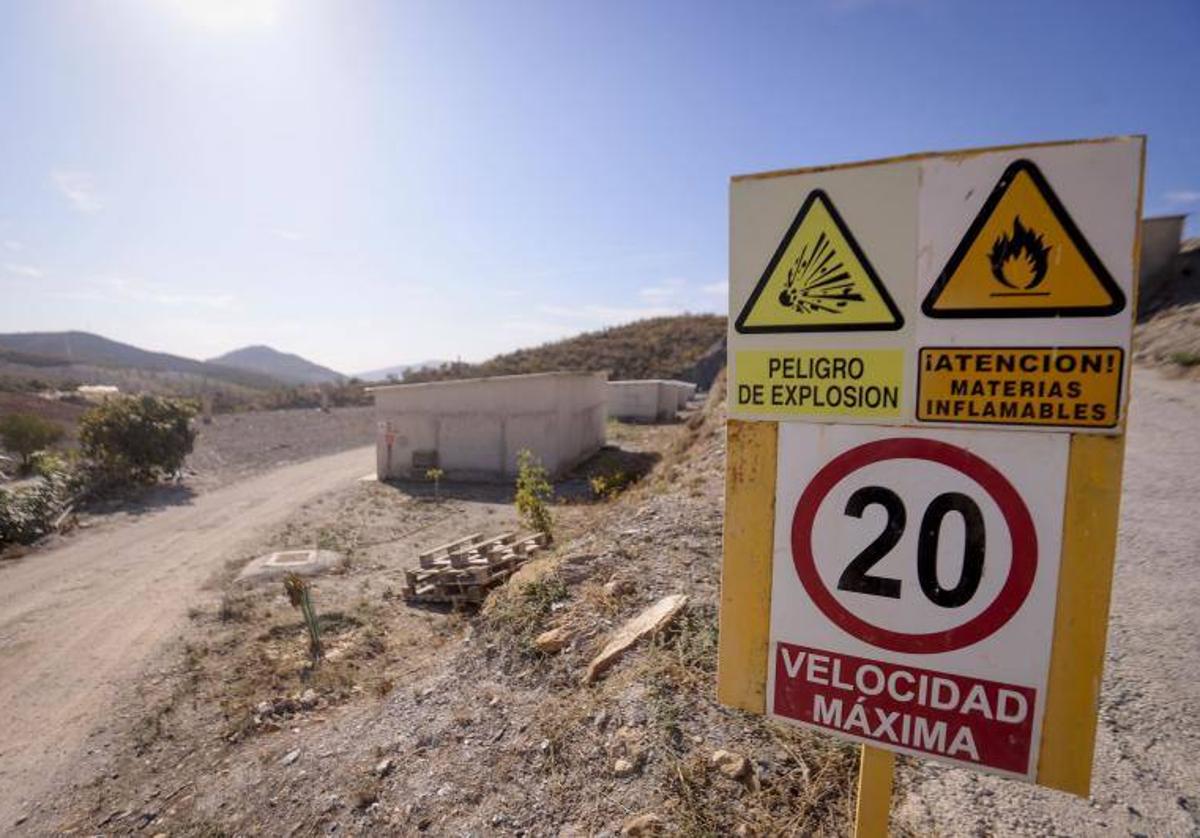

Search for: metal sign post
xmin=718 ymin=136 xmax=1144 ymax=834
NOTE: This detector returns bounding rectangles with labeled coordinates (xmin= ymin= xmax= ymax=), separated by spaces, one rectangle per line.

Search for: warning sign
xmin=922 ymin=159 xmax=1126 ymax=319
xmin=918 ymin=347 xmax=1123 ymax=429
xmin=734 ymin=349 xmax=903 ymax=417
xmin=735 ymin=190 xmax=903 ymax=333
xmin=767 ymin=423 xmax=1070 ymax=779
xmin=724 ymin=138 xmax=1143 ymax=811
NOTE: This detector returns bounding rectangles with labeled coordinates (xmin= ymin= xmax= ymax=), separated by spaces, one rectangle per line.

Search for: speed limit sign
xmin=767 ymin=424 xmax=1068 ymax=778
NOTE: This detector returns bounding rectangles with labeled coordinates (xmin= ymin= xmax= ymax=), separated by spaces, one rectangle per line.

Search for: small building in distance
xmin=1140 ymin=214 xmax=1187 ymax=305
xmin=672 ymin=380 xmax=699 ymax=408
xmin=607 ymin=380 xmax=695 ymax=423
xmin=369 ymin=371 xmax=607 ymax=482
xmin=75 ymin=384 xmax=120 ymax=403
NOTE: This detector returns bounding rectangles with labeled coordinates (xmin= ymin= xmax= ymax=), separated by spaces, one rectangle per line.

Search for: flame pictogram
xmin=778 ymin=231 xmax=863 ymax=314
xmin=988 ymin=216 xmax=1051 ymax=292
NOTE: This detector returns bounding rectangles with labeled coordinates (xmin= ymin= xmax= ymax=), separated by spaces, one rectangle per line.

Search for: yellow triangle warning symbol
xmin=922 ymin=159 xmax=1126 ymax=318
xmin=734 ymin=190 xmax=903 ymax=334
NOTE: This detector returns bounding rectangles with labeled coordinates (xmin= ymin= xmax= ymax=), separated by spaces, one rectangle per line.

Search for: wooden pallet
xmin=402 ymin=531 xmax=548 ymax=607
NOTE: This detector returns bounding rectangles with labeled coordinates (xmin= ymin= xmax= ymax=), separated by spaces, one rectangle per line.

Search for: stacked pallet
xmin=401 ymin=531 xmax=548 ymax=607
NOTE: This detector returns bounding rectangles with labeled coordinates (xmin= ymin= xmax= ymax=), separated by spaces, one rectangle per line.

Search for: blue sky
xmin=1 ymin=0 xmax=1196 ymax=373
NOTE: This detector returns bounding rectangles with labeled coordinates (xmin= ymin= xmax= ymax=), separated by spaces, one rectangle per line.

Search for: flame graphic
xmin=778 ymin=231 xmax=863 ymax=314
xmin=988 ymin=216 xmax=1051 ymax=290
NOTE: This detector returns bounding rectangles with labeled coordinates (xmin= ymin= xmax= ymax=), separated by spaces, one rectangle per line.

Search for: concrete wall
xmin=607 ymin=380 xmax=686 ymax=422
xmin=667 ymin=380 xmax=698 ymax=408
xmin=1140 ymin=215 xmax=1186 ymax=304
xmin=370 ymin=372 xmax=607 ymax=481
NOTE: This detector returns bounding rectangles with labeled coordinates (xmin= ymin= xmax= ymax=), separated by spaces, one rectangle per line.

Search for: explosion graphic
xmin=778 ymin=231 xmax=862 ymax=314
xmin=988 ymin=216 xmax=1051 ymax=292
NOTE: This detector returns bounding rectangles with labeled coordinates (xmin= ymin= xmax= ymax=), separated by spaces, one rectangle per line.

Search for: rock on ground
xmin=534 ymin=625 xmax=574 ymax=653
xmin=582 ymin=594 xmax=688 ymax=684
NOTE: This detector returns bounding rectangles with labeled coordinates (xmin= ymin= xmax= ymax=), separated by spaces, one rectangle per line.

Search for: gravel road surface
xmin=0 ymin=445 xmax=374 ymax=828
xmin=897 ymin=368 xmax=1200 ymax=836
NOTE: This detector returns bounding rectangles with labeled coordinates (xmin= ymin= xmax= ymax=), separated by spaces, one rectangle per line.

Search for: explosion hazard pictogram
xmin=922 ymin=159 xmax=1126 ymax=318
xmin=735 ymin=190 xmax=903 ymax=333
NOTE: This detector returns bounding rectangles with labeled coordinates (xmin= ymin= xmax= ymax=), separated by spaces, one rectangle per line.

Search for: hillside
xmin=0 ymin=331 xmax=283 ymax=391
xmin=403 ymin=314 xmax=727 ymax=386
xmin=210 ymin=345 xmax=344 ymax=386
xmin=354 ymin=360 xmax=447 ymax=382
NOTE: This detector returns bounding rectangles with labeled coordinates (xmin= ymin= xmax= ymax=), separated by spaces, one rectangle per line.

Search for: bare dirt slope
xmin=896 ymin=367 xmax=1200 ymax=837
xmin=1134 ymin=301 xmax=1200 ymax=375
xmin=184 ymin=405 xmax=376 ymax=490
xmin=33 ymin=386 xmax=860 ymax=837
xmin=0 ymin=445 xmax=374 ymax=828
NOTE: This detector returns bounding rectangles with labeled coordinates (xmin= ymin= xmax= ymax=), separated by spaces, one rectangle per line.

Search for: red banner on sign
xmin=773 ymin=642 xmax=1036 ymax=774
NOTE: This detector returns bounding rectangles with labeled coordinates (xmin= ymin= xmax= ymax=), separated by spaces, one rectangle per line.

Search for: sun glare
xmin=165 ymin=0 xmax=279 ymax=30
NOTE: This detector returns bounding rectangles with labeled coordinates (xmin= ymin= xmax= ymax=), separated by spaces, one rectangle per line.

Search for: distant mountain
xmin=354 ymin=360 xmax=448 ymax=382
xmin=0 ymin=331 xmax=283 ymax=390
xmin=209 ymin=345 xmax=344 ymax=386
xmin=401 ymin=314 xmax=727 ymax=387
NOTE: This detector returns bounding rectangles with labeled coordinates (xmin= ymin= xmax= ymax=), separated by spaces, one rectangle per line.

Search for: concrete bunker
xmin=671 ymin=380 xmax=699 ymax=409
xmin=370 ymin=371 xmax=607 ymax=482
xmin=607 ymin=379 xmax=695 ymax=422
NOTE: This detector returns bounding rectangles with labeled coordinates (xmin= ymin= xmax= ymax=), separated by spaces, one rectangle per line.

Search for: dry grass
xmin=402 ymin=314 xmax=725 ymax=384
xmin=628 ymin=607 xmax=858 ymax=836
xmin=483 ymin=573 xmax=570 ymax=656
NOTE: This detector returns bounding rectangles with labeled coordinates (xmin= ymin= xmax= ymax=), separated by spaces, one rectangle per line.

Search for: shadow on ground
xmin=379 ymin=478 xmax=516 ymax=505
xmin=379 ymin=444 xmax=663 ymax=505
xmin=85 ymin=482 xmax=199 ymax=517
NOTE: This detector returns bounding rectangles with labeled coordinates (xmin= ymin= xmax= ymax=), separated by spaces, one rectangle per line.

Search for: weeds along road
xmin=0 ymin=445 xmax=374 ymax=827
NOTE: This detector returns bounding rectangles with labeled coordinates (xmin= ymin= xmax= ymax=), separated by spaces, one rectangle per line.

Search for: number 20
xmin=836 ymin=485 xmax=986 ymax=608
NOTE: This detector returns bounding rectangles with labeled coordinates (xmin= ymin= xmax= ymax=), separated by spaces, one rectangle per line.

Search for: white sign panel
xmin=729 ymin=136 xmax=1143 ymax=434
xmin=766 ymin=423 xmax=1068 ymax=779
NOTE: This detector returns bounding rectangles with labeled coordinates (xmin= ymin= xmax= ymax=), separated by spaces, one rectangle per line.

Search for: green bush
xmin=514 ymin=449 xmax=554 ymax=540
xmin=79 ymin=395 xmax=197 ymax=484
xmin=0 ymin=413 xmax=65 ymax=473
xmin=30 ymin=449 xmax=75 ymax=478
xmin=0 ymin=468 xmax=72 ymax=548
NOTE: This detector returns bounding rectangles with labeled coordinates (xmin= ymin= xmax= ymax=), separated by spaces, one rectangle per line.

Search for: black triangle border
xmin=921 ymin=158 xmax=1127 ymax=319
xmin=734 ymin=189 xmax=904 ymax=334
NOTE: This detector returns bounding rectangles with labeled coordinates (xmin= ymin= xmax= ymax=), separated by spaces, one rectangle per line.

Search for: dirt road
xmin=0 ymin=446 xmax=374 ymax=827
xmin=898 ymin=368 xmax=1200 ymax=836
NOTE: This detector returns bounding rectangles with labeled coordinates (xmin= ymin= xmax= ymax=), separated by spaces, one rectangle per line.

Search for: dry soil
xmin=0 ymin=445 xmax=374 ymax=828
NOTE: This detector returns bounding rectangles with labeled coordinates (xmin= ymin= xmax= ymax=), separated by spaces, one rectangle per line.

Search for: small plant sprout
xmin=514 ymin=449 xmax=553 ymax=541
xmin=284 ymin=573 xmax=323 ymax=665
xmin=425 ymin=467 xmax=445 ymax=501
xmin=590 ymin=470 xmax=635 ymax=500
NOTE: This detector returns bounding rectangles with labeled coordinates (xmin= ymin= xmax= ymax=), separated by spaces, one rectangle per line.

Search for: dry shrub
xmin=218 ymin=592 xmax=253 ymax=622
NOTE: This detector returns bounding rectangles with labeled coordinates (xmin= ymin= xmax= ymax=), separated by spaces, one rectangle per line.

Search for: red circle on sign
xmin=790 ymin=437 xmax=1037 ymax=654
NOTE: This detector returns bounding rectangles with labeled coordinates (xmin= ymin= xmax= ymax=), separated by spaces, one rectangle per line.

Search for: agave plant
xmin=283 ymin=573 xmax=322 ymax=665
